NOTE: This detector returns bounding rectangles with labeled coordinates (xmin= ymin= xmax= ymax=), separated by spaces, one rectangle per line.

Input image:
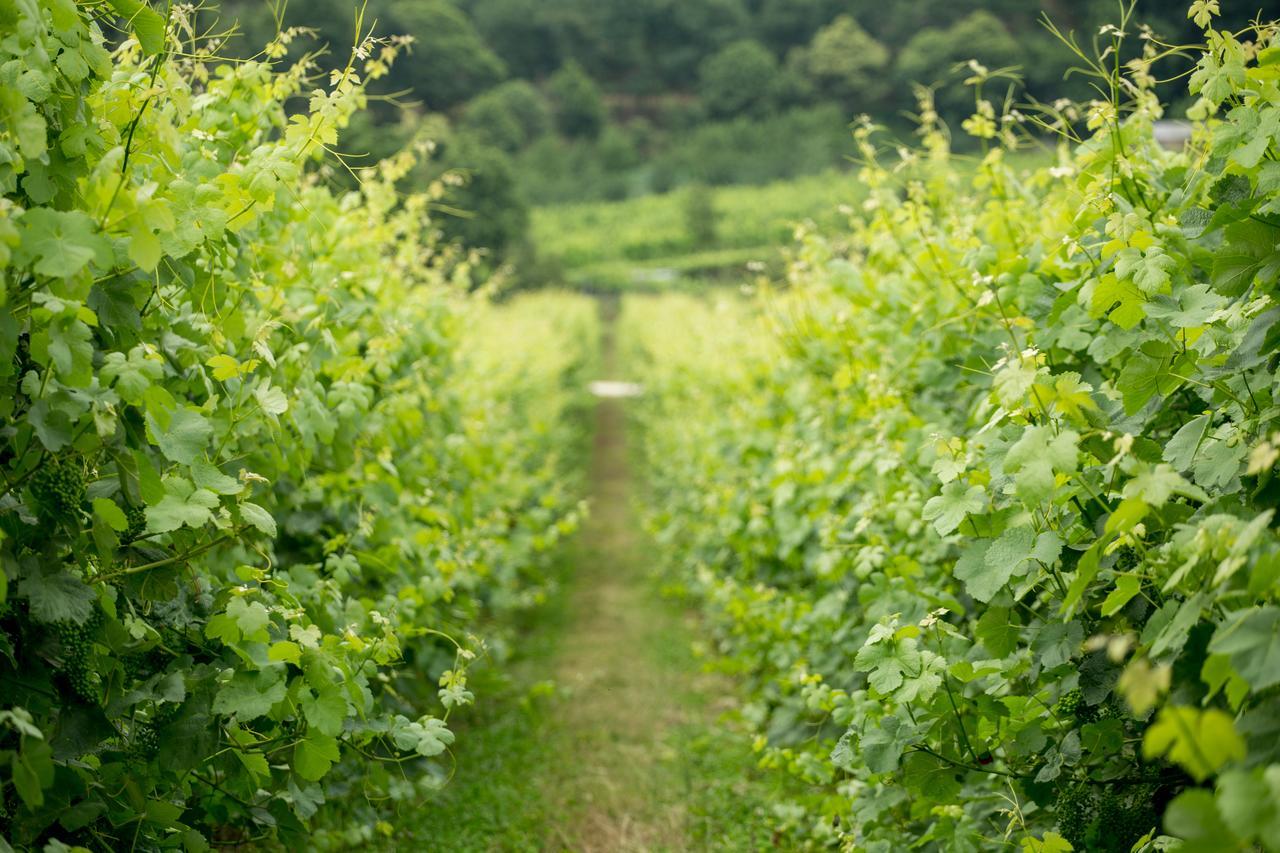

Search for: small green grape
xmin=29 ymin=454 xmax=86 ymax=521
xmin=123 ymin=505 xmax=147 ymax=543
xmin=1054 ymin=688 xmax=1083 ymax=719
xmin=1114 ymin=546 xmax=1140 ymax=571
xmin=129 ymin=724 xmax=160 ymax=759
xmin=55 ymin=612 xmax=102 ymax=703
xmin=1054 ymin=782 xmax=1095 ymax=849
xmin=1095 ymin=785 xmax=1157 ymax=852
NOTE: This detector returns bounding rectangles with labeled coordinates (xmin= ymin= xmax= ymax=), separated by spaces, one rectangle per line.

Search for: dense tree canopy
xmin=547 ymin=61 xmax=606 ymax=140
xmin=212 ymin=0 xmax=1268 ymax=213
xmin=699 ymin=39 xmax=780 ymax=118
xmin=792 ymin=15 xmax=891 ymax=112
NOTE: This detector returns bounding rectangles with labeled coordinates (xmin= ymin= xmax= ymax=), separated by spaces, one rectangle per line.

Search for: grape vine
xmin=626 ymin=5 xmax=1280 ymax=850
xmin=0 ymin=2 xmax=595 ymax=849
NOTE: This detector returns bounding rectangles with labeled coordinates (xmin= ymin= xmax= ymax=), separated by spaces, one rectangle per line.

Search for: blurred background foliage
xmin=210 ymin=0 xmax=1257 ymax=272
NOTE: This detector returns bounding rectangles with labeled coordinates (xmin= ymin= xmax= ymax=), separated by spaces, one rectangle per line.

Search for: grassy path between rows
xmin=400 ymin=300 xmax=782 ymax=851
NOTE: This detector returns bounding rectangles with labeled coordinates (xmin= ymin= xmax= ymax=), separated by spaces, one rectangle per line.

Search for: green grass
xmin=532 ymin=169 xmax=870 ymax=287
xmin=384 ymin=381 xmax=794 ymax=851
xmin=532 ymin=150 xmax=1052 ymax=290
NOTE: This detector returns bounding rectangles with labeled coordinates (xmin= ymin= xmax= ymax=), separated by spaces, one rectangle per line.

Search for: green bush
xmin=461 ymin=80 xmax=553 ymax=152
xmin=682 ymin=184 xmax=720 ymax=248
xmin=433 ymin=139 xmax=531 ymax=259
xmin=698 ymin=39 xmax=781 ymax=118
xmin=548 ymin=61 xmax=606 ymax=140
xmin=386 ymin=0 xmax=508 ymax=109
xmin=0 ymin=5 xmax=593 ymax=848
xmin=627 ymin=9 xmax=1280 ymax=851
xmin=789 ymin=14 xmax=890 ymax=111
xmin=895 ymin=10 xmax=1024 ymax=124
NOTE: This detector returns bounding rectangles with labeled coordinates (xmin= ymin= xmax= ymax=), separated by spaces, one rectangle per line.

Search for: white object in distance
xmin=589 ymin=380 xmax=643 ymax=398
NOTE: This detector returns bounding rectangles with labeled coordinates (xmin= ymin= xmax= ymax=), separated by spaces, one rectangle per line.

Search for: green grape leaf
xmin=1004 ymin=427 xmax=1078 ymax=504
xmin=1143 ymin=706 xmax=1245 ymax=781
xmin=234 ymin=750 xmax=271 ymax=781
xmin=21 ymin=568 xmax=96 ymax=625
xmin=101 ymin=348 xmax=164 ymax=406
xmin=1212 ymin=220 xmax=1280 ymax=297
xmin=148 ymin=406 xmax=213 ymax=466
xmin=191 ymin=462 xmax=241 ymax=496
xmin=901 ymin=750 xmax=962 ymax=800
xmin=212 ymin=669 xmax=286 ymax=721
xmin=92 ymin=498 xmax=128 ymax=532
xmin=228 ymin=597 xmax=271 ymax=642
xmin=1201 ymin=654 xmax=1250 ymax=710
xmin=31 ymin=313 xmax=94 ymax=388
xmin=238 ymin=502 xmax=277 ymax=537
xmin=1164 ymin=789 xmax=1238 ymax=851
xmin=106 ymin=0 xmax=167 ymax=56
xmin=1032 ymin=620 xmax=1082 ymax=670
xmin=1020 ymin=832 xmax=1073 ymax=853
xmin=47 ymin=0 xmax=80 ymax=31
xmin=1192 ymin=424 xmax=1245 ymax=490
xmin=850 ymin=714 xmax=921 ymax=774
xmin=976 ymin=606 xmax=1020 ymax=657
xmin=1164 ymin=414 xmax=1212 ymax=472
xmin=14 ymin=209 xmax=111 ymax=278
xmin=300 ymin=687 xmax=347 ymax=737
xmin=145 ymin=480 xmax=219 ymax=534
xmin=1090 ymin=272 xmax=1146 ymax=329
xmin=390 ymin=715 xmax=453 ymax=758
xmin=254 ymin=383 xmax=288 ymax=416
xmin=922 ymin=481 xmax=985 ymax=536
xmin=1122 ymin=463 xmax=1206 ymax=507
xmin=954 ymin=526 xmax=1036 ymax=603
xmin=1115 ymin=246 xmax=1177 ymax=295
xmin=293 ymin=732 xmax=341 ymax=781
xmin=268 ymin=641 xmax=301 ymax=665
xmin=1101 ymin=574 xmax=1143 ymax=617
xmin=1208 ymin=607 xmax=1280 ymax=692
xmin=1215 ymin=767 xmax=1280 ymax=844
xmin=13 ymin=739 xmax=54 ymax=808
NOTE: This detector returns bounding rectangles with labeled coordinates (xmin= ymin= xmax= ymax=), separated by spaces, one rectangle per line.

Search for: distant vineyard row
xmin=0 ymin=3 xmax=596 ymax=849
xmin=627 ymin=6 xmax=1280 ymax=850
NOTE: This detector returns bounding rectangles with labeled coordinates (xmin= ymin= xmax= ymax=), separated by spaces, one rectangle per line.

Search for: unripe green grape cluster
xmin=29 ymin=455 xmax=85 ymax=521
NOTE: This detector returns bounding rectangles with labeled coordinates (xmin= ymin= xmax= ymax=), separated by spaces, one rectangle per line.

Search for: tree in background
xmin=682 ymin=183 xmax=720 ymax=248
xmin=644 ymin=0 xmax=751 ymax=89
xmin=466 ymin=0 xmax=572 ymax=80
xmin=548 ymin=61 xmax=606 ymax=139
xmin=212 ymin=0 xmax=1270 ymax=213
xmin=895 ymin=11 xmax=1024 ymax=124
xmin=790 ymin=15 xmax=890 ymax=113
xmin=385 ymin=1 xmax=506 ymax=110
xmin=699 ymin=39 xmax=780 ymax=118
xmin=753 ymin=0 xmax=843 ymax=53
xmin=433 ymin=140 xmax=530 ymax=259
xmin=460 ymin=80 xmax=552 ymax=152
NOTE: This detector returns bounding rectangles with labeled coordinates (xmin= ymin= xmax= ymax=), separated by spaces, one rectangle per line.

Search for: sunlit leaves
xmin=101 ymin=347 xmax=163 ymax=405
xmin=1143 ymin=707 xmax=1245 ymax=782
xmin=14 ymin=209 xmax=110 ymax=279
xmin=1089 ymin=273 xmax=1146 ymax=329
xmin=0 ymin=0 xmax=599 ymax=847
xmin=212 ymin=669 xmax=287 ymax=721
xmin=147 ymin=406 xmax=213 ymax=466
